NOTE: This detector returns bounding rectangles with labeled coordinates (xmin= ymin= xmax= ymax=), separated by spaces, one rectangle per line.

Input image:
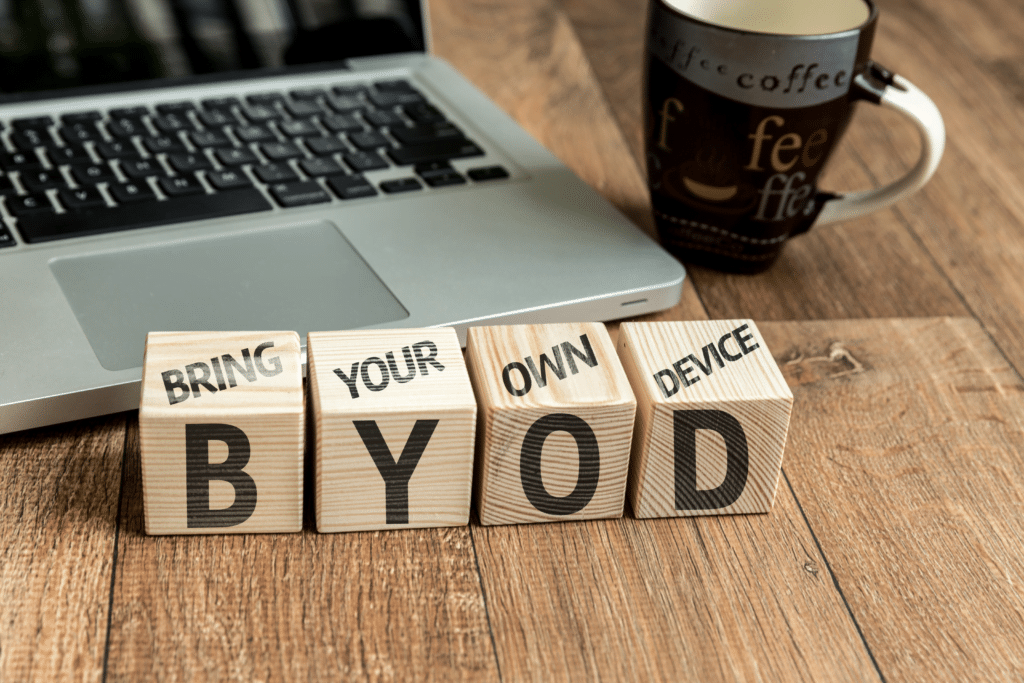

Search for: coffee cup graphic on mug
xmin=645 ymin=0 xmax=944 ymax=272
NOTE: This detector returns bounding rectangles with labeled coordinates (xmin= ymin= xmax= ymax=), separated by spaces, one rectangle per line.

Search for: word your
xmin=501 ymin=334 xmax=599 ymax=396
xmin=653 ymin=323 xmax=760 ymax=397
xmin=162 ymin=342 xmax=282 ymax=405
xmin=333 ymin=340 xmax=444 ymax=399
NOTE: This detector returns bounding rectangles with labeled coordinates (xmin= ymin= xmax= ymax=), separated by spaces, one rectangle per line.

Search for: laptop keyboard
xmin=0 ymin=79 xmax=510 ymax=246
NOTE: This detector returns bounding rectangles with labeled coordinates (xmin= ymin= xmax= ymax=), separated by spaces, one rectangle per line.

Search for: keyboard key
xmin=107 ymin=117 xmax=147 ymax=139
xmin=327 ymin=94 xmax=363 ymax=113
xmin=305 ymin=136 xmax=347 ymax=156
xmin=143 ymin=135 xmax=188 ymax=154
xmin=467 ymin=165 xmax=511 ymax=181
xmin=216 ymin=148 xmax=258 ymax=166
xmin=374 ymin=79 xmax=416 ymax=92
xmin=242 ymin=104 xmax=282 ymax=122
xmin=12 ymin=128 xmax=51 ymax=150
xmin=16 ymin=187 xmax=272 ymax=243
xmin=380 ymin=177 xmax=422 ymax=194
xmin=269 ymin=180 xmax=331 ymax=207
xmin=246 ymin=92 xmax=284 ymax=106
xmin=332 ymin=84 xmax=368 ymax=97
xmin=190 ymin=130 xmax=232 ymax=148
xmin=207 ymin=169 xmax=252 ymax=190
xmin=403 ymin=103 xmax=446 ymax=124
xmin=0 ymin=223 xmax=14 ymax=247
xmin=61 ymin=111 xmax=102 ymax=124
xmin=95 ymin=141 xmax=140 ymax=160
xmin=153 ymin=113 xmax=194 ymax=133
xmin=390 ymin=123 xmax=464 ymax=145
xmin=47 ymin=144 xmax=93 ymax=165
xmin=290 ymin=88 xmax=327 ymax=100
xmin=327 ymin=174 xmax=377 ymax=200
xmin=109 ymin=106 xmax=149 ymax=118
xmin=285 ymin=100 xmax=323 ymax=118
xmin=22 ymin=169 xmax=68 ymax=191
xmin=0 ymin=176 xmax=15 ymax=194
xmin=202 ymin=97 xmax=240 ymax=111
xmin=7 ymin=192 xmax=53 ymax=216
xmin=349 ymin=130 xmax=388 ymax=150
xmin=121 ymin=158 xmax=166 ymax=179
xmin=159 ymin=175 xmax=205 ymax=197
xmin=109 ymin=181 xmax=157 ymax=204
xmin=0 ymin=151 xmax=43 ymax=172
xmin=388 ymin=139 xmax=483 ymax=166
xmin=415 ymin=162 xmax=466 ymax=187
xmin=60 ymin=122 xmax=100 ymax=144
xmin=343 ymin=150 xmax=388 ymax=172
xmin=278 ymin=119 xmax=319 ymax=138
xmin=168 ymin=153 xmax=213 ymax=174
xmin=368 ymin=90 xmax=423 ymax=108
xmin=365 ymin=110 xmax=404 ymax=127
xmin=299 ymin=157 xmax=343 ymax=177
xmin=234 ymin=125 xmax=275 ymax=143
xmin=156 ymin=101 xmax=195 ymax=115
xmin=321 ymin=113 xmax=362 ymax=133
xmin=253 ymin=163 xmax=298 ymax=183
xmin=71 ymin=163 xmax=117 ymax=184
xmin=260 ymin=141 xmax=303 ymax=161
xmin=198 ymin=109 xmax=235 ymax=127
xmin=12 ymin=116 xmax=53 ymax=129
xmin=59 ymin=186 xmax=107 ymax=210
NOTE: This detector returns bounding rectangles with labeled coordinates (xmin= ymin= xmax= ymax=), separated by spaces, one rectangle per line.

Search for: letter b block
xmin=466 ymin=323 xmax=637 ymax=525
xmin=307 ymin=328 xmax=477 ymax=532
xmin=616 ymin=320 xmax=793 ymax=517
xmin=139 ymin=331 xmax=304 ymax=534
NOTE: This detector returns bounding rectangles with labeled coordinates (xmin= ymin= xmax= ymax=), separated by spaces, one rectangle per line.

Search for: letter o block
xmin=616 ymin=320 xmax=792 ymax=517
xmin=139 ymin=331 xmax=304 ymax=534
xmin=307 ymin=328 xmax=477 ymax=532
xmin=465 ymin=323 xmax=637 ymax=526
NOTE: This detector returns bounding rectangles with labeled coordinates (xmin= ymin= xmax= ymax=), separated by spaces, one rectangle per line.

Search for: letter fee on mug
xmin=616 ymin=321 xmax=793 ymax=517
xmin=646 ymin=0 xmax=944 ymax=272
xmin=139 ymin=331 xmax=304 ymax=535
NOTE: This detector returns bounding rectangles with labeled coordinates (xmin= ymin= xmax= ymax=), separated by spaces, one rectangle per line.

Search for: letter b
xmin=186 ymin=423 xmax=258 ymax=528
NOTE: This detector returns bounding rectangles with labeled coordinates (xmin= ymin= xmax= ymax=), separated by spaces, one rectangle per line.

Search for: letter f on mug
xmin=657 ymin=97 xmax=684 ymax=151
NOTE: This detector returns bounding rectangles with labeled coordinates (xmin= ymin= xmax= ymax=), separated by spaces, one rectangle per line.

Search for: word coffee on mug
xmin=646 ymin=0 xmax=944 ymax=272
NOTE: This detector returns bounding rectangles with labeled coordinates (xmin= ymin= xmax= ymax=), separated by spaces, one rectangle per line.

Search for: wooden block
xmin=616 ymin=320 xmax=793 ymax=517
xmin=139 ymin=331 xmax=304 ymax=534
xmin=465 ymin=323 xmax=637 ymax=526
xmin=307 ymin=328 xmax=477 ymax=532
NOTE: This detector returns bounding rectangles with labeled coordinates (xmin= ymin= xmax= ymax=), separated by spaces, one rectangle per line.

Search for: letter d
xmin=673 ymin=410 xmax=748 ymax=510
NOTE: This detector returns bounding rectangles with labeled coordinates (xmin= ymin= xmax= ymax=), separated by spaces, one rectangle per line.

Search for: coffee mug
xmin=645 ymin=0 xmax=944 ymax=272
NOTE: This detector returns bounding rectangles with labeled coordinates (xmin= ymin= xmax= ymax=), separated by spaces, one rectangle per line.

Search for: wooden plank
xmin=762 ymin=317 xmax=1024 ymax=681
xmin=827 ymin=0 xmax=1024 ymax=378
xmin=559 ymin=0 xmax=969 ymax=322
xmin=105 ymin=420 xmax=499 ymax=682
xmin=0 ymin=415 xmax=126 ymax=682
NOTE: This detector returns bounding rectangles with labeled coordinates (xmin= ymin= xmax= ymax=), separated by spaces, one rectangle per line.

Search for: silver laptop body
xmin=0 ymin=1 xmax=684 ymax=434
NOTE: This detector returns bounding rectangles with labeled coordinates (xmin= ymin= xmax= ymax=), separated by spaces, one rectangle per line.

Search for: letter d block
xmin=139 ymin=331 xmax=304 ymax=534
xmin=617 ymin=320 xmax=793 ymax=517
xmin=307 ymin=328 xmax=477 ymax=532
xmin=466 ymin=323 xmax=637 ymax=526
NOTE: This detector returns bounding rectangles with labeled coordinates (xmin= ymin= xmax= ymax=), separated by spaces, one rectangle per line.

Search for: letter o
xmin=502 ymin=362 xmax=532 ymax=396
xmin=361 ymin=357 xmax=390 ymax=392
xmin=520 ymin=413 xmax=600 ymax=515
xmin=761 ymin=75 xmax=780 ymax=92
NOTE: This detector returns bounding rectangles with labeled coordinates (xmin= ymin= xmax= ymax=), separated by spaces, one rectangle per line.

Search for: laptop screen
xmin=0 ymin=0 xmax=425 ymax=97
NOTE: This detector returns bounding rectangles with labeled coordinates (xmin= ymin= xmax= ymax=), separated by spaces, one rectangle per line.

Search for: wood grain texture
xmin=140 ymin=332 xmax=304 ymax=534
xmin=0 ymin=414 xmax=125 ymax=682
xmin=762 ymin=317 xmax=1024 ymax=681
xmin=106 ymin=420 xmax=500 ymax=682
xmin=307 ymin=329 xmax=477 ymax=532
xmin=560 ymin=0 xmax=970 ymax=322
xmin=618 ymin=320 xmax=792 ymax=517
xmin=465 ymin=323 xmax=636 ymax=525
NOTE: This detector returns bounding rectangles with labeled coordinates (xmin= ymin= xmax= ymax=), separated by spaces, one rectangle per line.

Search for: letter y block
xmin=616 ymin=320 xmax=792 ymax=517
xmin=307 ymin=328 xmax=477 ymax=532
xmin=139 ymin=331 xmax=304 ymax=534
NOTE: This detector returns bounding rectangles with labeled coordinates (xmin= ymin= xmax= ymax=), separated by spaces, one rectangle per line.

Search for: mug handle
xmin=812 ymin=62 xmax=945 ymax=227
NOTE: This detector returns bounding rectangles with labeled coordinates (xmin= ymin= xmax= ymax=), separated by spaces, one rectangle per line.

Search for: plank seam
xmin=469 ymin=525 xmax=504 ymax=683
xmin=782 ymin=469 xmax=888 ymax=683
xmin=101 ymin=417 xmax=129 ymax=683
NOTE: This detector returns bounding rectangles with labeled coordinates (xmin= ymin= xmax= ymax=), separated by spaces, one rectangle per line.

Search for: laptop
xmin=0 ymin=0 xmax=685 ymax=435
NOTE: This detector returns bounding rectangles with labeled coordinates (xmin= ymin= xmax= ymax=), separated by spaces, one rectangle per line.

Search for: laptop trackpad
xmin=50 ymin=221 xmax=409 ymax=372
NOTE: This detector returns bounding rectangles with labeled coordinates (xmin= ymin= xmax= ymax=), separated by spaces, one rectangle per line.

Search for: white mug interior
xmin=661 ymin=0 xmax=871 ymax=36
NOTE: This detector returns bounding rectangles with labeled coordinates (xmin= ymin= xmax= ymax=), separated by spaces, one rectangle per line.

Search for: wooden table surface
xmin=4 ymin=0 xmax=1024 ymax=680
